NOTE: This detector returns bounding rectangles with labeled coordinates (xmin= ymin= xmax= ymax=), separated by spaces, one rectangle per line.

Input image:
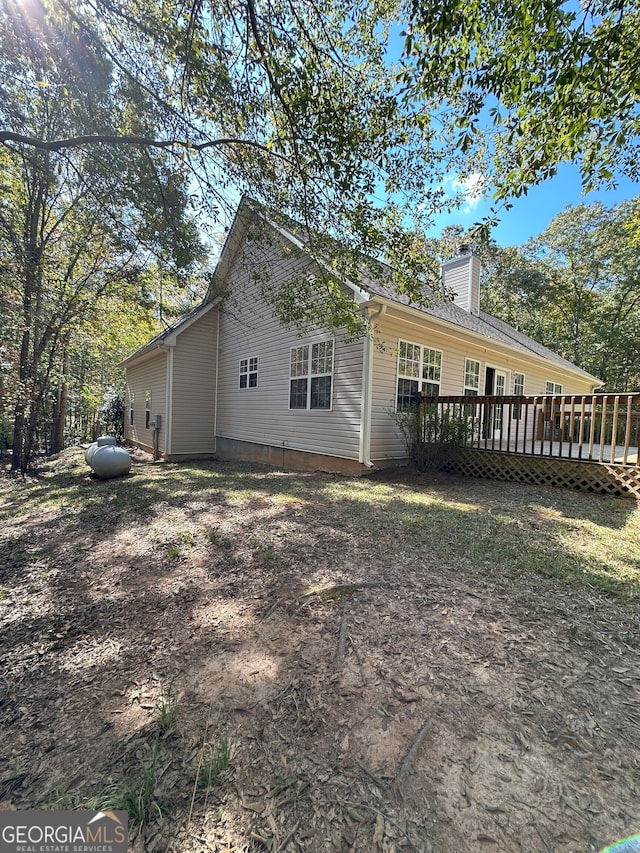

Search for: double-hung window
xmin=239 ymin=356 xmax=258 ymax=389
xmin=464 ymin=359 xmax=481 ymax=396
xmin=396 ymin=340 xmax=442 ymax=410
xmin=145 ymin=391 xmax=151 ymax=429
xmin=544 ymin=381 xmax=563 ymax=436
xmin=129 ymin=392 xmax=134 ymax=426
xmin=289 ymin=340 xmax=334 ymax=410
xmin=513 ymin=372 xmax=525 ymax=419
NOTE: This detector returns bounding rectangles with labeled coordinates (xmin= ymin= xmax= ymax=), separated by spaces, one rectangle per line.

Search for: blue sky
xmin=430 ymin=163 xmax=640 ymax=248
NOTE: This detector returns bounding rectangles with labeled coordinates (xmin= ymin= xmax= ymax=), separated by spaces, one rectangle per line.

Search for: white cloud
xmin=451 ymin=172 xmax=486 ymax=211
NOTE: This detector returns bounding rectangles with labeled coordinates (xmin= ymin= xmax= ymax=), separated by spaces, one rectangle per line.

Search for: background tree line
xmin=436 ymin=199 xmax=640 ymax=393
xmin=481 ymin=199 xmax=640 ymax=392
xmin=0 ymin=0 xmax=205 ymax=470
xmin=486 ymin=200 xmax=640 ymax=391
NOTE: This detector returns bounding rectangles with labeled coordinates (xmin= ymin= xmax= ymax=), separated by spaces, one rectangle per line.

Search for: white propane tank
xmin=96 ymin=435 xmax=117 ymax=446
xmin=85 ymin=435 xmax=116 ymax=468
xmin=85 ymin=442 xmax=98 ymax=466
xmin=91 ymin=445 xmax=132 ymax=479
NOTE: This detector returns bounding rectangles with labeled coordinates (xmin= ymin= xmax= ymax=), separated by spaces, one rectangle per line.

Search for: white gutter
xmin=375 ymin=297 xmax=599 ymax=386
xmin=119 ymin=341 xmax=170 ymax=369
xmin=359 ymin=303 xmax=386 ymax=466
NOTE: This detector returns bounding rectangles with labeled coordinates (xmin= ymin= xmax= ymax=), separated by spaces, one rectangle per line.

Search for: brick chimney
xmin=441 ymin=254 xmax=481 ymax=316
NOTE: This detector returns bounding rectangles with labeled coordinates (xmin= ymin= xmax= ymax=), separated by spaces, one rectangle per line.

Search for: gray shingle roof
xmin=124 ymin=198 xmax=597 ymax=384
xmin=360 ymin=271 xmax=598 ymax=382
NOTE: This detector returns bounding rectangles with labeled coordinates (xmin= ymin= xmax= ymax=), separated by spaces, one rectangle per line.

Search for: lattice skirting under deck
xmin=443 ymin=449 xmax=640 ymax=500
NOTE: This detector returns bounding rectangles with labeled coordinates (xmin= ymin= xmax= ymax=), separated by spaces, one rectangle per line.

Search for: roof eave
xmin=368 ymin=295 xmax=600 ymax=386
xmin=118 ymin=341 xmax=171 ymax=369
xmin=118 ymin=299 xmax=220 ymax=369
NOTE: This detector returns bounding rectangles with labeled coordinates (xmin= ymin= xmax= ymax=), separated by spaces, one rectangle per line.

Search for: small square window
xmin=240 ymin=356 xmax=258 ymax=389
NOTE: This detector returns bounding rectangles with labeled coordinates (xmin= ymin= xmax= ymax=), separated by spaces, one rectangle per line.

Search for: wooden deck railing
xmin=419 ymin=393 xmax=640 ymax=467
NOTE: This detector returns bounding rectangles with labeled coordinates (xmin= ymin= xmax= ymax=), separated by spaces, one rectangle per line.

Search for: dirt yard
xmin=1 ymin=449 xmax=639 ymax=853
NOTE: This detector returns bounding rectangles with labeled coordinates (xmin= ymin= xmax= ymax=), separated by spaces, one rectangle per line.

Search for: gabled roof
xmin=227 ymin=199 xmax=598 ymax=384
xmin=208 ymin=196 xmax=370 ymax=304
xmin=119 ymin=299 xmax=218 ymax=368
xmin=128 ymin=197 xmax=596 ymax=386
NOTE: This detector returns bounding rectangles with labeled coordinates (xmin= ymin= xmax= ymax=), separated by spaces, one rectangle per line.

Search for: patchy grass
xmin=2 ymin=448 xmax=638 ymax=600
xmin=2 ymin=449 xmax=640 ymax=853
xmin=93 ymin=743 xmax=167 ymax=828
xmin=196 ymin=735 xmax=231 ymax=790
xmin=324 ymin=474 xmax=640 ymax=600
xmin=156 ymin=678 xmax=179 ymax=732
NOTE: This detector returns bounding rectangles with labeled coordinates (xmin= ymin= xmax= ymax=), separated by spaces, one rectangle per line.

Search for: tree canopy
xmin=401 ymin=0 xmax=640 ymax=200
xmin=0 ymin=0 xmax=204 ymax=469
xmin=2 ymin=0 xmax=639 ymax=234
xmin=481 ymin=199 xmax=640 ymax=391
xmin=2 ymin=0 xmax=640 ymax=289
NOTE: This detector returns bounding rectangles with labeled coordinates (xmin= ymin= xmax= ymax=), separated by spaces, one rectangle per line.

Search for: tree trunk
xmin=11 ymin=325 xmax=32 ymax=473
xmin=50 ymin=348 xmax=69 ymax=454
xmin=10 ymin=155 xmax=48 ymax=472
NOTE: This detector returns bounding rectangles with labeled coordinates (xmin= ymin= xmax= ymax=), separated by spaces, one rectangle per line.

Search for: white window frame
xmin=145 ymin=391 xmax=151 ymax=430
xmin=464 ymin=358 xmax=481 ymax=396
xmin=396 ymin=340 xmax=442 ymax=411
xmin=493 ymin=370 xmax=507 ymax=431
xmin=289 ymin=339 xmax=334 ymax=410
xmin=545 ymin=381 xmax=563 ymax=394
xmin=239 ymin=356 xmax=259 ymax=389
xmin=513 ymin=373 xmax=525 ymax=396
xmin=129 ymin=391 xmax=134 ymax=426
xmin=513 ymin=372 xmax=525 ymax=419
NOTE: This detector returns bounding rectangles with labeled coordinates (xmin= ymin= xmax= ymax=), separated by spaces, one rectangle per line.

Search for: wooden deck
xmin=419 ymin=394 xmax=640 ymax=498
xmin=474 ymin=437 xmax=638 ymax=465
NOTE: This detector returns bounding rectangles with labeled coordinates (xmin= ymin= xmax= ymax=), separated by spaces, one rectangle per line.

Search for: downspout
xmin=359 ymin=303 xmax=386 ymax=467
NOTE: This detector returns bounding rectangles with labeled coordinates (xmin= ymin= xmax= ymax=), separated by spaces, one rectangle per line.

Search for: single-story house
xmin=121 ymin=198 xmax=600 ymax=473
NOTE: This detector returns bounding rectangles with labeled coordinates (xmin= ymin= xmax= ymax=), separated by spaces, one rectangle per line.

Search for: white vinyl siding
xmin=215 ymin=235 xmax=364 ymax=461
xmin=442 ymin=255 xmax=481 ymax=315
xmin=170 ymin=307 xmax=218 ymax=456
xmin=124 ymin=353 xmax=168 ymax=456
